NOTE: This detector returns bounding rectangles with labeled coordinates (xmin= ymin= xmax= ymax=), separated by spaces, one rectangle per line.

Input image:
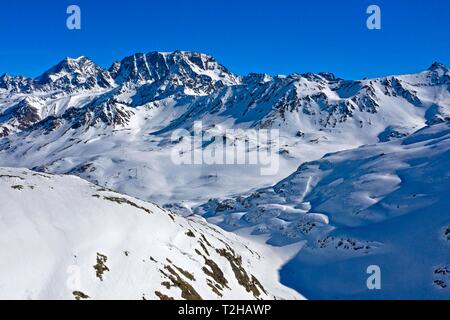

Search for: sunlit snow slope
xmin=0 ymin=167 xmax=301 ymax=300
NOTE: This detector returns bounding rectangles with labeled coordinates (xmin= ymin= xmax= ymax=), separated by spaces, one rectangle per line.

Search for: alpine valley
xmin=0 ymin=51 xmax=449 ymax=299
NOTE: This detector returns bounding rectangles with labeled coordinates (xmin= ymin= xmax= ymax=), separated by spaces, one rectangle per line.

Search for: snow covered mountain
xmin=0 ymin=52 xmax=449 ymax=208
xmin=0 ymin=52 xmax=449 ymax=300
xmin=109 ymin=51 xmax=239 ymax=92
xmin=0 ymin=167 xmax=300 ymax=300
xmin=35 ymin=56 xmax=116 ymax=92
xmin=198 ymin=122 xmax=450 ymax=299
xmin=1 ymin=56 xmax=115 ymax=95
xmin=0 ymin=56 xmax=116 ymax=137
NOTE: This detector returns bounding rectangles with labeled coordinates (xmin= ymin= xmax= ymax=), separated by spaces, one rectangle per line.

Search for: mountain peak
xmin=428 ymin=62 xmax=448 ymax=72
xmin=0 ymin=73 xmax=30 ymax=81
xmin=301 ymin=72 xmax=339 ymax=82
xmin=38 ymin=56 xmax=96 ymax=77
xmin=0 ymin=73 xmax=34 ymax=92
xmin=35 ymin=56 xmax=114 ymax=90
xmin=109 ymin=51 xmax=239 ymax=94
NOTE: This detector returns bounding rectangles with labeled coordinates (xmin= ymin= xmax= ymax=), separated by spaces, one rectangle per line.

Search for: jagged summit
xmin=37 ymin=56 xmax=97 ymax=80
xmin=301 ymin=72 xmax=340 ymax=82
xmin=108 ymin=51 xmax=239 ymax=94
xmin=35 ymin=56 xmax=115 ymax=90
xmin=0 ymin=73 xmax=34 ymax=92
xmin=428 ymin=61 xmax=448 ymax=71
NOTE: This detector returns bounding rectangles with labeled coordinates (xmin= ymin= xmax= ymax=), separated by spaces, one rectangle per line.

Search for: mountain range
xmin=0 ymin=51 xmax=449 ymax=299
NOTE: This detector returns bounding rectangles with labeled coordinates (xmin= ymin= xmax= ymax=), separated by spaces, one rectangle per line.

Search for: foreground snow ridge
xmin=0 ymin=167 xmax=300 ymax=300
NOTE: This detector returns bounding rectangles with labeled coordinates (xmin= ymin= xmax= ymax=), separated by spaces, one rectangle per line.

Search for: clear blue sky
xmin=0 ymin=0 xmax=449 ymax=79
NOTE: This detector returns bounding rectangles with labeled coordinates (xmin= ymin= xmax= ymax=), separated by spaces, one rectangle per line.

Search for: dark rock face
xmin=109 ymin=51 xmax=238 ymax=95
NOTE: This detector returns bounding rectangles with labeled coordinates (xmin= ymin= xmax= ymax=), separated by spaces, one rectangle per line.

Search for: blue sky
xmin=0 ymin=0 xmax=449 ymax=79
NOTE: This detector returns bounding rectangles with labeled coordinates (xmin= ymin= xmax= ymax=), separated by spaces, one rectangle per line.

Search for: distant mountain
xmin=1 ymin=56 xmax=115 ymax=94
xmin=109 ymin=51 xmax=239 ymax=92
xmin=0 ymin=167 xmax=300 ymax=300
xmin=0 ymin=74 xmax=35 ymax=93
xmin=35 ymin=56 xmax=116 ymax=92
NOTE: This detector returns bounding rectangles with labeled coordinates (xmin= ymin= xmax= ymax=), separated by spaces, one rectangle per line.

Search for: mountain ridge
xmin=1 ymin=51 xmax=447 ymax=89
xmin=0 ymin=52 xmax=449 ymax=206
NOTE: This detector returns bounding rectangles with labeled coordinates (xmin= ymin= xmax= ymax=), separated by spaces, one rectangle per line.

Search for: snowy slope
xmin=0 ymin=167 xmax=301 ymax=300
xmin=198 ymin=122 xmax=450 ymax=299
xmin=0 ymin=53 xmax=449 ymax=209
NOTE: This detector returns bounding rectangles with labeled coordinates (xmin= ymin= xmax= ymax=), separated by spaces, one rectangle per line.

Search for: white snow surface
xmin=0 ymin=167 xmax=301 ymax=300
xmin=200 ymin=122 xmax=450 ymax=299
